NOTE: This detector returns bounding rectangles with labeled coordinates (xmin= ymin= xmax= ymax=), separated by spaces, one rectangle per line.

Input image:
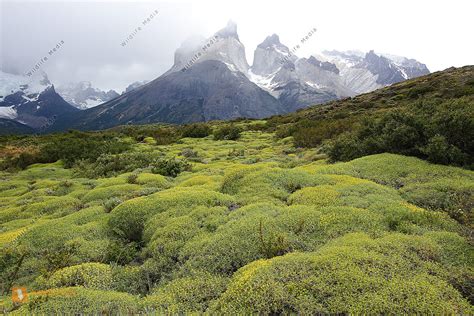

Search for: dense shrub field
xmin=0 ymin=126 xmax=472 ymax=314
xmin=0 ymin=66 xmax=473 ymax=313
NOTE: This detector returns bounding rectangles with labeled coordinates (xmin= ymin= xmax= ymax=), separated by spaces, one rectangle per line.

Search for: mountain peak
xmin=251 ymin=34 xmax=292 ymax=76
xmin=167 ymin=21 xmax=249 ymax=75
xmin=56 ymin=81 xmax=119 ymax=109
xmin=216 ymin=20 xmax=239 ymax=40
xmin=259 ymin=34 xmax=281 ymax=48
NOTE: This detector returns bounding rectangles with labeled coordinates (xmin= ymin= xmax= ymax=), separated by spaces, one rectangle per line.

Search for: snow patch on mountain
xmin=0 ymin=70 xmax=51 ymax=102
xmin=0 ymin=105 xmax=17 ymax=119
xmin=57 ymin=81 xmax=119 ymax=109
xmin=248 ymin=69 xmax=279 ymax=95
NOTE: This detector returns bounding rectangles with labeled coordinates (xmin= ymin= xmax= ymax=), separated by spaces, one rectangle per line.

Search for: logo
xmin=12 ymin=287 xmax=28 ymax=303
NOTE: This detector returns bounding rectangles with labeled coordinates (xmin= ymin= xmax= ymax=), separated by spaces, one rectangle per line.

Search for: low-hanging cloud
xmin=1 ymin=0 xmax=473 ymax=92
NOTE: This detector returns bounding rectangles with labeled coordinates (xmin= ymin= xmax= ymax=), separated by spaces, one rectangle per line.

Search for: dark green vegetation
xmin=269 ymin=66 xmax=474 ymax=168
xmin=0 ymin=66 xmax=473 ymax=314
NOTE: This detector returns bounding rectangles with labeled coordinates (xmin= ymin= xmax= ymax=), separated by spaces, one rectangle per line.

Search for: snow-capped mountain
xmin=57 ymin=82 xmax=119 ymax=109
xmin=248 ymin=34 xmax=354 ymax=111
xmin=0 ymin=71 xmax=78 ymax=129
xmin=49 ymin=22 xmax=283 ymax=131
xmin=247 ymin=36 xmax=429 ymax=109
xmin=2 ymin=22 xmax=431 ymax=133
xmin=48 ymin=22 xmax=431 ymax=132
xmin=318 ymin=50 xmax=430 ymax=93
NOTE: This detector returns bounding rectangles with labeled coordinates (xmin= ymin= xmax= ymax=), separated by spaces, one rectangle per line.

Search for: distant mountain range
xmin=56 ymin=82 xmax=119 ymax=110
xmin=0 ymin=21 xmax=430 ymax=133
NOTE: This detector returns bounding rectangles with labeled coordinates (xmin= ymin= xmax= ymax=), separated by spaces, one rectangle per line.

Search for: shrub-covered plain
xmin=1 ymin=125 xmax=472 ymax=314
xmin=1 ymin=67 xmax=473 ymax=313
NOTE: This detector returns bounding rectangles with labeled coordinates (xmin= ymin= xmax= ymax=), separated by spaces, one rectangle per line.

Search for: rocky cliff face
xmin=50 ymin=60 xmax=284 ymax=131
xmin=249 ymin=35 xmax=354 ymax=111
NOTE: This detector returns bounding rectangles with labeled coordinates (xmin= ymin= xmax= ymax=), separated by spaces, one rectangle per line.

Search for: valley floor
xmin=1 ymin=129 xmax=473 ymax=314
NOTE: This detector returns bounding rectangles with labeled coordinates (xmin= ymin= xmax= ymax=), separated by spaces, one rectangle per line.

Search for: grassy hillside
xmin=0 ymin=66 xmax=473 ymax=313
xmin=268 ymin=66 xmax=474 ymax=168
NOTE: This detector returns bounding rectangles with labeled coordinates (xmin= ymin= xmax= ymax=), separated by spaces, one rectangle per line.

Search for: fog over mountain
xmin=1 ymin=0 xmax=473 ymax=92
xmin=0 ymin=21 xmax=428 ymax=132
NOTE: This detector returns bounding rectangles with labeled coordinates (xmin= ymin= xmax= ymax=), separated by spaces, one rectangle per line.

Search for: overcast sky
xmin=1 ymin=0 xmax=473 ymax=92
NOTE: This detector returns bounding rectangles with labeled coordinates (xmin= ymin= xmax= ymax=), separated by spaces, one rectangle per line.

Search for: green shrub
xmin=180 ymin=148 xmax=200 ymax=161
xmin=111 ymin=265 xmax=147 ymax=295
xmin=40 ymin=131 xmax=130 ymax=168
xmin=143 ymin=272 xmax=228 ymax=313
xmin=422 ymin=135 xmax=468 ymax=165
xmin=213 ymin=125 xmax=242 ymax=141
xmin=179 ymin=202 xmax=387 ymax=275
xmin=135 ymin=173 xmax=169 ymax=188
xmin=16 ymin=207 xmax=110 ymax=276
xmin=400 ymin=179 xmax=473 ymax=226
xmin=0 ymin=245 xmax=28 ymax=295
xmin=181 ymin=123 xmax=212 ymax=138
xmin=47 ymin=263 xmax=112 ymax=290
xmin=10 ymin=287 xmax=140 ymax=315
xmin=75 ymin=152 xmax=157 ymax=178
xmin=315 ymin=153 xmax=474 ymax=226
xmin=210 ymin=233 xmax=473 ymax=314
xmin=108 ymin=187 xmax=235 ymax=243
xmin=0 ymin=152 xmax=43 ymax=170
xmin=287 ymin=186 xmax=339 ymax=207
xmin=81 ymin=184 xmax=141 ymax=203
xmin=326 ymin=99 xmax=474 ymax=168
xmin=103 ymin=197 xmax=122 ymax=213
xmin=142 ymin=206 xmax=229 ymax=284
xmin=25 ymin=196 xmax=83 ymax=217
xmin=127 ymin=173 xmax=138 ymax=184
xmin=151 ymin=158 xmax=191 ymax=177
xmin=293 ymin=119 xmax=354 ymax=148
xmin=220 ymin=164 xmax=332 ymax=205
xmin=151 ymin=127 xmax=180 ymax=145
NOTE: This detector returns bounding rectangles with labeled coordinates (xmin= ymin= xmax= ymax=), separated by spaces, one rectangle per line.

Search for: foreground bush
xmin=46 ymin=263 xmax=112 ymax=290
xmin=10 ymin=287 xmax=140 ymax=315
xmin=314 ymin=153 xmax=474 ymax=226
xmin=108 ymin=187 xmax=235 ymax=242
xmin=144 ymin=272 xmax=228 ymax=313
xmin=211 ymin=232 xmax=473 ymax=314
